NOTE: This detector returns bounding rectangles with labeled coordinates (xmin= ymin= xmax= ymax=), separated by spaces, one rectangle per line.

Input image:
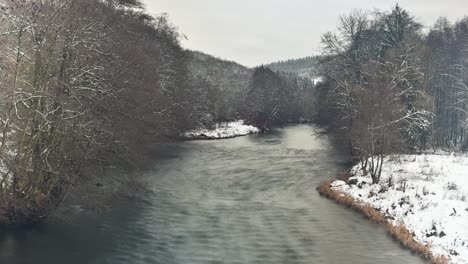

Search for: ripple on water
xmin=0 ymin=125 xmax=426 ymax=264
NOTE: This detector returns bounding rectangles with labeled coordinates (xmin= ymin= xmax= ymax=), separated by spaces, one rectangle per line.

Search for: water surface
xmin=0 ymin=125 xmax=425 ymax=264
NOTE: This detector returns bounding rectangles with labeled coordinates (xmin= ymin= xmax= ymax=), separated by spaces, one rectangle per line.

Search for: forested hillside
xmin=316 ymin=4 xmax=468 ymax=182
xmin=188 ymin=51 xmax=252 ymax=94
xmin=243 ymin=67 xmax=316 ymax=128
xmin=186 ymin=51 xmax=252 ymax=124
xmin=0 ymin=0 xmax=316 ymax=225
xmin=266 ymin=56 xmax=321 ymax=79
xmin=186 ymin=51 xmax=317 ymax=129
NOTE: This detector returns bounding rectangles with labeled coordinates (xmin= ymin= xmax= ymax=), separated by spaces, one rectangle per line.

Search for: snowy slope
xmin=331 ymin=154 xmax=468 ymax=264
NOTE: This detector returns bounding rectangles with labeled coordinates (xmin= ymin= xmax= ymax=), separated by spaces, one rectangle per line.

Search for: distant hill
xmin=265 ymin=56 xmax=321 ymax=79
xmin=186 ymin=50 xmax=254 ymax=121
xmin=186 ymin=50 xmax=320 ymax=123
xmin=187 ymin=50 xmax=252 ymax=93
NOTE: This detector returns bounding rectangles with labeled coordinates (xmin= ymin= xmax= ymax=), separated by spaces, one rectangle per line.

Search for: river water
xmin=0 ymin=125 xmax=425 ymax=264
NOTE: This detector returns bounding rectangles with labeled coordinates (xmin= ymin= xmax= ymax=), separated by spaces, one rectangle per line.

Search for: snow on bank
xmin=313 ymin=76 xmax=324 ymax=86
xmin=331 ymin=154 xmax=468 ymax=264
xmin=183 ymin=120 xmax=261 ymax=140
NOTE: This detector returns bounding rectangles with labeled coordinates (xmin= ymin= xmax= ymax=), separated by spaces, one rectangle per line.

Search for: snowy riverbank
xmin=329 ymin=154 xmax=468 ymax=264
xmin=183 ymin=120 xmax=261 ymax=140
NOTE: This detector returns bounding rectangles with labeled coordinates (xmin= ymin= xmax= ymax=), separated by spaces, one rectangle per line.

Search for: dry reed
xmin=318 ymin=180 xmax=449 ymax=264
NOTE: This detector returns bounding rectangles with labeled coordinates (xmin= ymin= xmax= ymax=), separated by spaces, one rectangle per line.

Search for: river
xmin=0 ymin=125 xmax=425 ymax=264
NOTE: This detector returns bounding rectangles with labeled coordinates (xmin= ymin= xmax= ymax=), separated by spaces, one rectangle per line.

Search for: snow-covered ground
xmin=183 ymin=120 xmax=261 ymax=140
xmin=331 ymin=154 xmax=468 ymax=263
xmin=0 ymin=132 xmax=15 ymax=189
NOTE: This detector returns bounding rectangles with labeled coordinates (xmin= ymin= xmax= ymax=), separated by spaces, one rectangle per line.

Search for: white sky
xmin=143 ymin=0 xmax=468 ymax=67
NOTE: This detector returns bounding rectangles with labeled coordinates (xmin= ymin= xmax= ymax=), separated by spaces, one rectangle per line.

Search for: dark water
xmin=0 ymin=125 xmax=425 ymax=264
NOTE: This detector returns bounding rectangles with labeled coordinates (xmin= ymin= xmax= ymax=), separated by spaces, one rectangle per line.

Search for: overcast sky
xmin=143 ymin=0 xmax=468 ymax=67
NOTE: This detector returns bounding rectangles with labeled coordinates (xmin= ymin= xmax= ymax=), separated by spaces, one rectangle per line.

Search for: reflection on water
xmin=0 ymin=125 xmax=425 ymax=264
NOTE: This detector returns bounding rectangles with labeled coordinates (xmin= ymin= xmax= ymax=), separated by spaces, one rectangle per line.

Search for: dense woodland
xmin=316 ymin=5 xmax=468 ymax=183
xmin=266 ymin=56 xmax=320 ymax=79
xmin=186 ymin=50 xmax=252 ymax=124
xmin=0 ymin=0 xmax=314 ymax=225
xmin=187 ymin=51 xmax=316 ymax=129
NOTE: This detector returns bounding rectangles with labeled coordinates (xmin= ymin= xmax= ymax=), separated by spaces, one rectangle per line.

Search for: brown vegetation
xmin=318 ymin=180 xmax=448 ymax=264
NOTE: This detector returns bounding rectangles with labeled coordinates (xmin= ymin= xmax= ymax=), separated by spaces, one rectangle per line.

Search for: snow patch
xmin=183 ymin=120 xmax=261 ymax=140
xmin=332 ymin=154 xmax=468 ymax=264
xmin=0 ymin=132 xmax=16 ymax=189
xmin=313 ymin=76 xmax=324 ymax=86
xmin=330 ymin=180 xmax=346 ymax=188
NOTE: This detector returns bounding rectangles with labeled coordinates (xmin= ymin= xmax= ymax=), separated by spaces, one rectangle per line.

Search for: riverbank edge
xmin=181 ymin=120 xmax=262 ymax=141
xmin=317 ymin=179 xmax=449 ymax=264
xmin=179 ymin=131 xmax=261 ymax=141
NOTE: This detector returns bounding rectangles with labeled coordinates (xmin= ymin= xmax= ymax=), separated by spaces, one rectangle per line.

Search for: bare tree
xmin=0 ymin=0 xmax=197 ymax=224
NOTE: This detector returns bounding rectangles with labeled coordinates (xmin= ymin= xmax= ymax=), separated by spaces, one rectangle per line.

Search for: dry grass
xmin=318 ymin=180 xmax=449 ymax=264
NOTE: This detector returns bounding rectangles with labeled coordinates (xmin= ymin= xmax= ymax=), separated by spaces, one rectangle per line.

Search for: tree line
xmin=316 ymin=5 xmax=468 ymax=183
xmin=187 ymin=51 xmax=316 ymax=130
xmin=266 ymin=56 xmax=321 ymax=79
xmin=0 ymin=0 xmax=314 ymax=225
